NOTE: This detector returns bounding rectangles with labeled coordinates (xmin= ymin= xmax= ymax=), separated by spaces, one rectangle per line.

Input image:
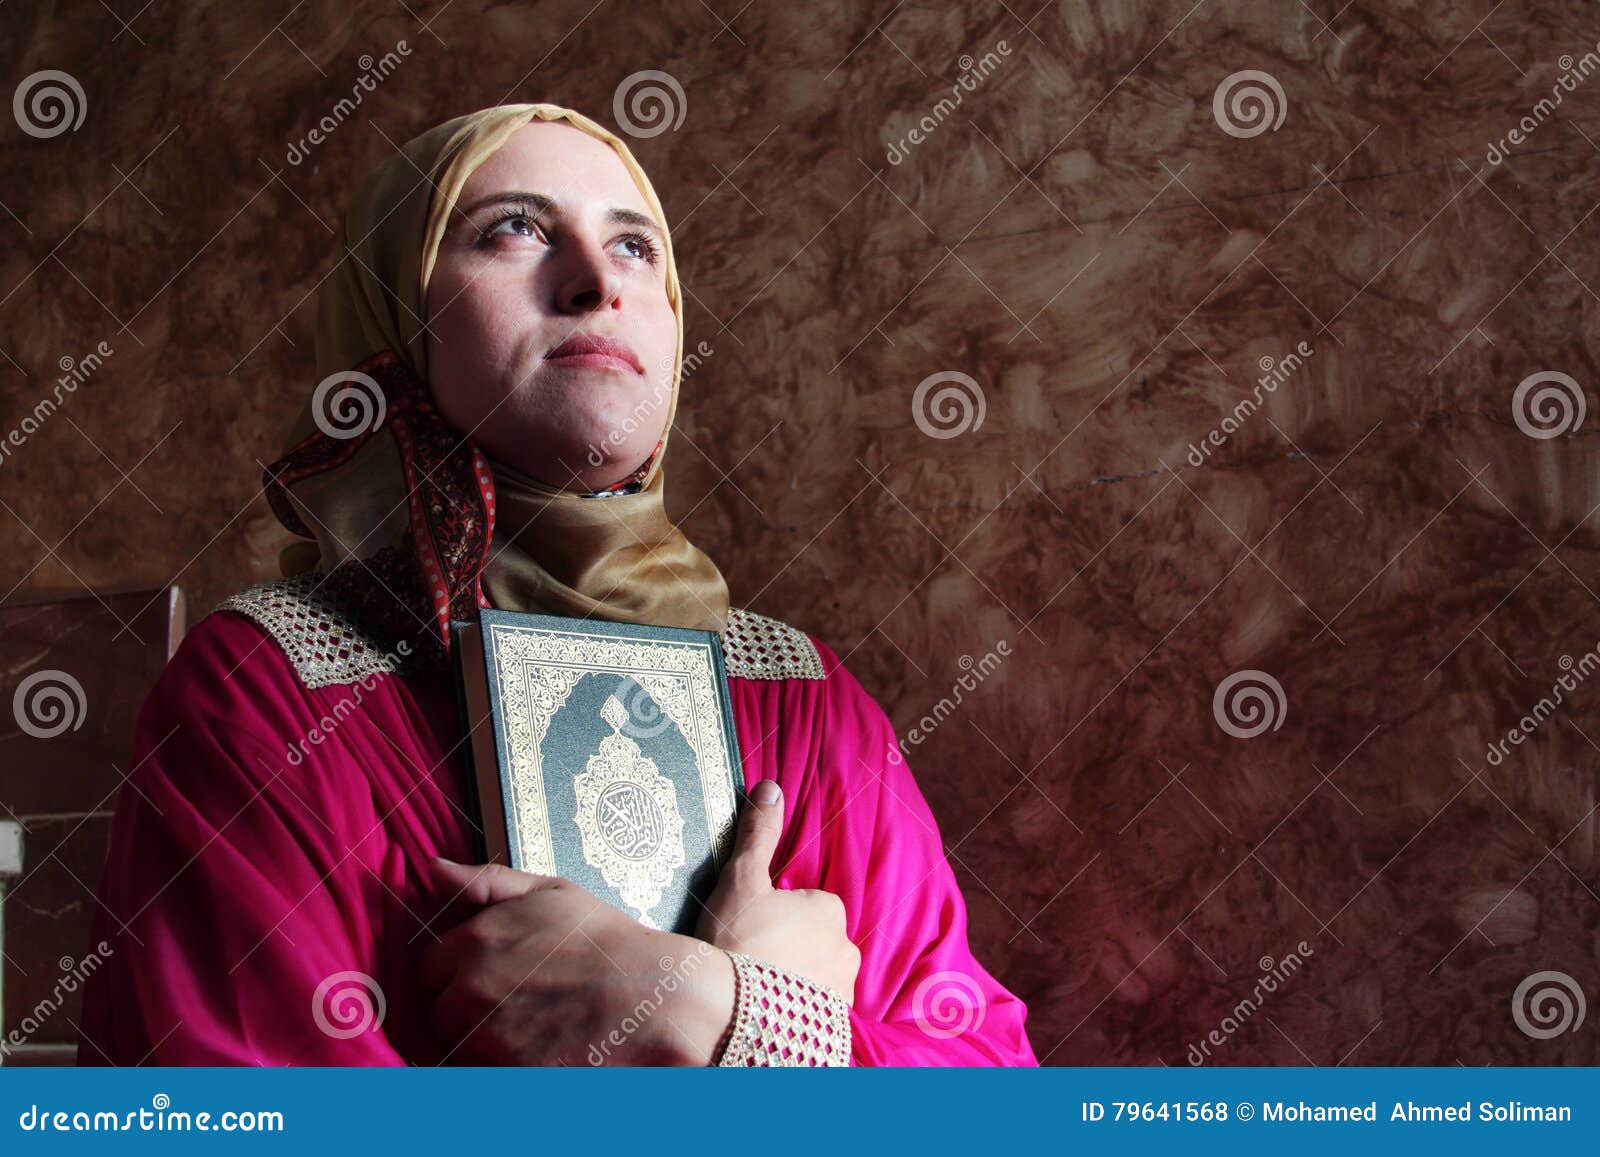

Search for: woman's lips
xmin=544 ymin=334 xmax=644 ymax=374
xmin=544 ymin=351 xmax=641 ymax=374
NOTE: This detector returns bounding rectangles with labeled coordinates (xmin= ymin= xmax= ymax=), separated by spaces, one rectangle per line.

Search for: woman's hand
xmin=695 ymin=779 xmax=861 ymax=1003
xmin=418 ymin=859 xmax=735 ymax=1066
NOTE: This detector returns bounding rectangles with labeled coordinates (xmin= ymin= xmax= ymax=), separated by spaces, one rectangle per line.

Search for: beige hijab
xmin=263 ymin=103 xmax=730 ymax=652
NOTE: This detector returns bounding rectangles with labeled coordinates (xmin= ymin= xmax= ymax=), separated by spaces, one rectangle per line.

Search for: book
xmin=450 ymin=608 xmax=747 ymax=935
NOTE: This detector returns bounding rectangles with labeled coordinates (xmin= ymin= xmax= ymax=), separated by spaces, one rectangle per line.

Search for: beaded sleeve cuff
xmin=712 ymin=950 xmax=852 ymax=1067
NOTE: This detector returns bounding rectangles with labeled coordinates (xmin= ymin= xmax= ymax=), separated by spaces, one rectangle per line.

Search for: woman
xmin=75 ymin=102 xmax=1038 ymax=1066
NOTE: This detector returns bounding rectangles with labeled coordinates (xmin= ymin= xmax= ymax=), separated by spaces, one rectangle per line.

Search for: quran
xmin=450 ymin=609 xmax=747 ymax=935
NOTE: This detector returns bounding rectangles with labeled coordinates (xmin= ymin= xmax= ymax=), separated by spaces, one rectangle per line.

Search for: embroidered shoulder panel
xmin=721 ymin=607 xmax=825 ymax=682
xmin=212 ymin=573 xmax=406 ymax=690
xmin=212 ymin=575 xmax=826 ymax=688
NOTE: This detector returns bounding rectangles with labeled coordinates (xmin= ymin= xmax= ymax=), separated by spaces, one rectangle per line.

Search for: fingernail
xmin=752 ymin=779 xmax=780 ymax=805
xmin=431 ymin=855 xmax=461 ymax=867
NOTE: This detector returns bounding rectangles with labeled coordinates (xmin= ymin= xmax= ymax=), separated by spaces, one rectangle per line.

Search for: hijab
xmin=260 ymin=103 xmax=731 ymax=669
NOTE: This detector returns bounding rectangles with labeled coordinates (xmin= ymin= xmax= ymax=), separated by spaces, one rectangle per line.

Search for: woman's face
xmin=423 ymin=121 xmax=677 ymax=492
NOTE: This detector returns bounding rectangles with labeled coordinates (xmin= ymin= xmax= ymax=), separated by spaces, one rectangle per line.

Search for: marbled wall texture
xmin=2 ymin=1 xmax=1597 ymax=1065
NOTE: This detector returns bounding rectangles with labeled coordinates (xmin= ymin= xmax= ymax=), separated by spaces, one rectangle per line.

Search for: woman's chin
xmin=571 ymin=404 xmax=666 ymax=462
xmin=575 ymin=436 xmax=658 ymax=480
xmin=488 ymin=436 xmax=655 ymax=491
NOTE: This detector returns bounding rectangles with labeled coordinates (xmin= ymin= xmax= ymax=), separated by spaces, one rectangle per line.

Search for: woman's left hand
xmin=418 ymin=858 xmax=735 ymax=1066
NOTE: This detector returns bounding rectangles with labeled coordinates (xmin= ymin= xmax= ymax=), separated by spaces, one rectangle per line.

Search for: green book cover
xmin=450 ymin=608 xmax=747 ymax=935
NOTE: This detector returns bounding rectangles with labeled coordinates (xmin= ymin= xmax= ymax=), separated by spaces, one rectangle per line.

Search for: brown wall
xmin=2 ymin=1 xmax=1597 ymax=1064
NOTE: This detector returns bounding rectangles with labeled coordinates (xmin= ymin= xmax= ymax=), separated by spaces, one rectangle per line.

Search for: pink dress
xmin=76 ymin=603 xmax=1039 ymax=1066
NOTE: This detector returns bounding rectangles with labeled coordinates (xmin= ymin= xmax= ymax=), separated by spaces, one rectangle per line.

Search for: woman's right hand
xmin=695 ymin=779 xmax=860 ymax=1004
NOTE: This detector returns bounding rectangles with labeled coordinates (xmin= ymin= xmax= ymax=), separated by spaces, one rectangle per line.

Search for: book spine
xmin=447 ymin=621 xmax=492 ymax=865
xmin=710 ymin=631 xmax=749 ymax=868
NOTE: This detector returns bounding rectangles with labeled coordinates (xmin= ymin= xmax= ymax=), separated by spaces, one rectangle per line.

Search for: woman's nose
xmin=554 ymin=235 xmax=623 ymax=314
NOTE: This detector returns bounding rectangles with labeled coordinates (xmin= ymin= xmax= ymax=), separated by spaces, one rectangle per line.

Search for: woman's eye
xmin=475 ymin=209 xmax=544 ymax=246
xmin=487 ymin=213 xmax=538 ymax=239
xmin=615 ymin=233 xmax=661 ymax=264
